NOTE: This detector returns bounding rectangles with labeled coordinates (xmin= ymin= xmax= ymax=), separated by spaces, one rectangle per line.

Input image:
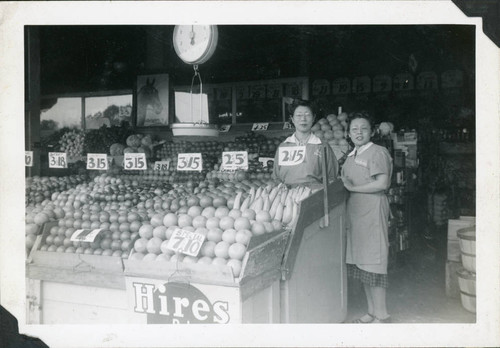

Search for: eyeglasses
xmin=293 ymin=113 xmax=313 ymax=119
xmin=350 ymin=127 xmax=371 ymax=133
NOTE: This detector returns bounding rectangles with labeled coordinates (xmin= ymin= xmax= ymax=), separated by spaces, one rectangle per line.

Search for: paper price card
xmin=70 ymin=229 xmax=102 ymax=242
xmin=48 ymin=152 xmax=67 ymax=168
xmin=221 ymin=151 xmax=248 ymax=171
xmin=258 ymin=157 xmax=274 ymax=168
xmin=87 ymin=153 xmax=109 ymax=170
xmin=154 ymin=161 xmax=170 ymax=171
xmin=219 ymin=124 xmax=231 ymax=132
xmin=166 ymin=228 xmax=206 ymax=257
xmin=25 ymin=151 xmax=34 ymax=167
xmin=278 ymin=146 xmax=306 ymax=166
xmin=252 ymin=122 xmax=269 ymax=131
xmin=177 ymin=153 xmax=202 ymax=172
xmin=283 ymin=122 xmax=294 ymax=130
xmin=124 ymin=153 xmax=147 ymax=170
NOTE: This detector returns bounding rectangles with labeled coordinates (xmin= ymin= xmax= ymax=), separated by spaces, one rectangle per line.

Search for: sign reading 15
xmin=177 ymin=153 xmax=202 ymax=172
xmin=278 ymin=146 xmax=306 ymax=166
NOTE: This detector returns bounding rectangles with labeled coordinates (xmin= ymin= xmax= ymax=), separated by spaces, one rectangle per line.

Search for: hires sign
xmin=129 ymin=280 xmax=238 ymax=324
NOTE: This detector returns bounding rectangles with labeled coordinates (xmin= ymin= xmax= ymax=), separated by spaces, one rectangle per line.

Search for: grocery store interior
xmin=20 ymin=24 xmax=478 ymax=327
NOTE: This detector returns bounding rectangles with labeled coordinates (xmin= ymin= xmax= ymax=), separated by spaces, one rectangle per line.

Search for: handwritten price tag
xmin=221 ymin=151 xmax=248 ymax=171
xmin=48 ymin=152 xmax=67 ymax=168
xmin=166 ymin=228 xmax=206 ymax=256
xmin=70 ymin=229 xmax=102 ymax=242
xmin=283 ymin=122 xmax=294 ymax=130
xmin=252 ymin=123 xmax=269 ymax=131
xmin=177 ymin=153 xmax=202 ymax=172
xmin=154 ymin=161 xmax=170 ymax=171
xmin=258 ymin=157 xmax=274 ymax=168
xmin=278 ymin=146 xmax=306 ymax=166
xmin=87 ymin=153 xmax=108 ymax=170
xmin=25 ymin=151 xmax=34 ymax=167
xmin=219 ymin=125 xmax=231 ymax=133
xmin=124 ymin=153 xmax=147 ymax=170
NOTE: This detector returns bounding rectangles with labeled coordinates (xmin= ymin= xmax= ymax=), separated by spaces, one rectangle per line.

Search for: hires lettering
xmin=132 ymin=282 xmax=230 ymax=324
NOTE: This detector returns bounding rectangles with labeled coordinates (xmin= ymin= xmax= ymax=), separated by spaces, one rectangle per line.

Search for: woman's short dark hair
xmin=346 ymin=111 xmax=376 ymax=131
xmin=287 ymin=98 xmax=316 ymax=116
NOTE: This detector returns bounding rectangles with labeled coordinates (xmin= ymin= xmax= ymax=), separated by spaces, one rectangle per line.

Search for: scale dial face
xmin=173 ymin=25 xmax=218 ymax=64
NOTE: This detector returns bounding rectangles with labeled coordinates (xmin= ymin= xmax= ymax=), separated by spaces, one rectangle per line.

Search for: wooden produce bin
xmin=280 ymin=180 xmax=348 ymax=323
xmin=25 ymin=222 xmax=133 ymax=324
xmin=123 ymin=230 xmax=289 ymax=323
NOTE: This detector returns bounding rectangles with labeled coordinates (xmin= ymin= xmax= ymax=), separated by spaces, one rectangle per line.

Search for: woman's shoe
xmin=351 ymin=313 xmax=375 ymax=323
xmin=372 ymin=315 xmax=392 ymax=323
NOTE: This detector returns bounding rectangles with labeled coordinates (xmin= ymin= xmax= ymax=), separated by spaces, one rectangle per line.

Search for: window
xmin=40 ymin=97 xmax=82 ymax=131
xmin=85 ymin=94 xmax=132 ymax=129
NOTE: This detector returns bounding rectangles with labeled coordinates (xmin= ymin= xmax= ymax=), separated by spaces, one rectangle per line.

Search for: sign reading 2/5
xmin=48 ymin=152 xmax=67 ymax=168
xmin=124 ymin=153 xmax=147 ymax=170
xmin=221 ymin=151 xmax=248 ymax=171
xmin=25 ymin=151 xmax=34 ymax=167
xmin=87 ymin=154 xmax=108 ymax=170
xmin=166 ymin=228 xmax=206 ymax=257
xmin=278 ymin=146 xmax=306 ymax=166
xmin=177 ymin=153 xmax=202 ymax=172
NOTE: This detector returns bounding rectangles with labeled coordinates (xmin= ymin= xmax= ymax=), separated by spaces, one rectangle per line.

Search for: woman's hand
xmin=341 ymin=176 xmax=354 ymax=191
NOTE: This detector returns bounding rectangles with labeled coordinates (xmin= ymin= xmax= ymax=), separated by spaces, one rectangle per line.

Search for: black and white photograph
xmin=0 ymin=1 xmax=499 ymax=347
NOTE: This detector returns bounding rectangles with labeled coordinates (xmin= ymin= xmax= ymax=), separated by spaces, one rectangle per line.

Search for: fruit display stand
xmin=280 ymin=180 xmax=348 ymax=323
xmin=122 ymin=230 xmax=289 ymax=323
xmin=25 ymin=222 xmax=134 ymax=324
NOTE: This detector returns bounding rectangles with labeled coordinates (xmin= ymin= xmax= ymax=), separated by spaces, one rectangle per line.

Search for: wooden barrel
xmin=457 ymin=226 xmax=475 ymax=273
xmin=457 ymin=268 xmax=476 ymax=313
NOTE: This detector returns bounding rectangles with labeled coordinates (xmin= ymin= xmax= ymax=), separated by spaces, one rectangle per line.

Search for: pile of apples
xmin=26 ymin=175 xmax=88 ymax=205
xmin=311 ymin=112 xmax=351 ymax=157
xmin=58 ymin=129 xmax=85 ymax=160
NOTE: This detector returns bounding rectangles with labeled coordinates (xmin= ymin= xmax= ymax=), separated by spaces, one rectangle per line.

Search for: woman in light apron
xmin=272 ymin=99 xmax=338 ymax=187
xmin=341 ymin=111 xmax=393 ymax=323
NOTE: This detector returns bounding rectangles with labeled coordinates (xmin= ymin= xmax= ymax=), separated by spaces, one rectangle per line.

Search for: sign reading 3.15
xmin=221 ymin=151 xmax=248 ymax=171
xmin=25 ymin=151 xmax=34 ymax=167
xmin=278 ymin=146 xmax=306 ymax=166
xmin=177 ymin=153 xmax=202 ymax=172
xmin=166 ymin=228 xmax=206 ymax=257
xmin=48 ymin=152 xmax=67 ymax=168
xmin=87 ymin=153 xmax=108 ymax=170
xmin=124 ymin=153 xmax=147 ymax=170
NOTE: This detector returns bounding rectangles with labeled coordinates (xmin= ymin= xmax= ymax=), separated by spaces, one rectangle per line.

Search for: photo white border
xmin=0 ymin=1 xmax=499 ymax=347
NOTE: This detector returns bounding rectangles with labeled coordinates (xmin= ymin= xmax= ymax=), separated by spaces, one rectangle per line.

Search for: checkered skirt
xmin=347 ymin=264 xmax=389 ymax=288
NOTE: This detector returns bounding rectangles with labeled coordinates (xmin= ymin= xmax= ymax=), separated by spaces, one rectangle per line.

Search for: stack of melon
xmin=311 ymin=112 xmax=351 ymax=159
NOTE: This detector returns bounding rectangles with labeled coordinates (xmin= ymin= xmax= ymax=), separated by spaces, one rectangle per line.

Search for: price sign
xmin=352 ymin=76 xmax=371 ymax=94
xmin=393 ymin=73 xmax=414 ymax=91
xmin=312 ymin=79 xmax=330 ymax=96
xmin=216 ymin=86 xmax=231 ymax=100
xmin=258 ymin=157 xmax=274 ymax=168
xmin=70 ymin=229 xmax=102 ymax=242
xmin=48 ymin=152 xmax=67 ymax=168
xmin=221 ymin=151 xmax=248 ymax=171
xmin=373 ymin=75 xmax=392 ymax=93
xmin=25 ymin=151 xmax=33 ymax=167
xmin=416 ymin=71 xmax=438 ymax=90
xmin=250 ymin=85 xmax=266 ymax=99
xmin=441 ymin=70 xmax=463 ymax=88
xmin=278 ymin=146 xmax=306 ymax=166
xmin=166 ymin=228 xmax=206 ymax=256
xmin=283 ymin=122 xmax=294 ymax=130
xmin=177 ymin=153 xmax=202 ymax=172
xmin=235 ymin=85 xmax=249 ymax=100
xmin=285 ymin=82 xmax=302 ymax=98
xmin=219 ymin=124 xmax=231 ymax=133
xmin=332 ymin=78 xmax=351 ymax=95
xmin=154 ymin=161 xmax=170 ymax=171
xmin=124 ymin=153 xmax=147 ymax=170
xmin=252 ymin=123 xmax=269 ymax=131
xmin=86 ymin=153 xmax=109 ymax=170
xmin=266 ymin=83 xmax=282 ymax=99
